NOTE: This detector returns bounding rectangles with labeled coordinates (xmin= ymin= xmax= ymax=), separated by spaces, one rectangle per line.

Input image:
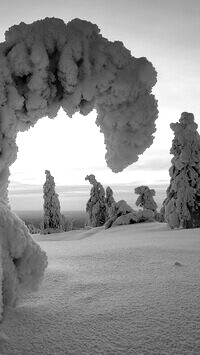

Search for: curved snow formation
xmin=0 ymin=17 xmax=157 ymax=318
xmin=0 ymin=17 xmax=157 ymax=179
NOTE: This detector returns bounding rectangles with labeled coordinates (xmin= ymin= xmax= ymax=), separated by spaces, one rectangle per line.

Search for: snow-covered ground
xmin=1 ymin=222 xmax=200 ymax=354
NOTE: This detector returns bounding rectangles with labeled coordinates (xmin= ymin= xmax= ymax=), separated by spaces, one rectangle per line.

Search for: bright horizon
xmin=2 ymin=0 xmax=199 ymax=211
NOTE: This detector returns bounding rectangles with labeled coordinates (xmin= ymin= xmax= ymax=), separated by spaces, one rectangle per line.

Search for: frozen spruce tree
xmin=135 ymin=186 xmax=157 ymax=212
xmin=135 ymin=185 xmax=157 ymax=220
xmin=42 ymin=170 xmax=63 ymax=234
xmin=105 ymin=186 xmax=116 ymax=216
xmin=164 ymin=112 xmax=200 ymax=229
xmin=85 ymin=174 xmax=108 ymax=227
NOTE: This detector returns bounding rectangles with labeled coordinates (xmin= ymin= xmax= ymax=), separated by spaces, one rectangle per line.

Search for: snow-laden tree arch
xmin=0 ymin=17 xmax=157 ymax=319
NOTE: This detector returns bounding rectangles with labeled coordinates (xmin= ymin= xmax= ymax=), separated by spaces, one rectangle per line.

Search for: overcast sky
xmin=1 ymin=0 xmax=199 ymax=210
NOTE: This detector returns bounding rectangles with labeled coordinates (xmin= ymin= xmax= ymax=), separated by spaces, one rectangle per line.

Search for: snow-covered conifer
xmin=164 ymin=112 xmax=200 ymax=229
xmin=105 ymin=186 xmax=116 ymax=217
xmin=42 ymin=170 xmax=63 ymax=233
xmin=135 ymin=185 xmax=157 ymax=213
xmin=85 ymin=174 xmax=108 ymax=227
xmin=0 ymin=17 xmax=157 ymax=315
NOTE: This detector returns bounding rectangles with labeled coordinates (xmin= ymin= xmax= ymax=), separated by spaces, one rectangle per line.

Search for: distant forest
xmin=16 ymin=210 xmax=87 ymax=231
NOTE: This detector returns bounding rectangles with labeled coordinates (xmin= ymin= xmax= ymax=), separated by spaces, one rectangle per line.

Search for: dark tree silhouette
xmin=164 ymin=112 xmax=200 ymax=229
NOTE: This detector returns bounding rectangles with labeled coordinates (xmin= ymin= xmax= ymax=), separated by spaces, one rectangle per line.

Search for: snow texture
xmin=0 ymin=223 xmax=200 ymax=354
xmin=42 ymin=170 xmax=63 ymax=234
xmin=85 ymin=174 xmax=108 ymax=227
xmin=0 ymin=203 xmax=47 ymax=320
xmin=164 ymin=112 xmax=200 ymax=229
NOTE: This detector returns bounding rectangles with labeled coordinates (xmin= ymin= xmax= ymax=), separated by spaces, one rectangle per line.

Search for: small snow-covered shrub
xmin=163 ymin=112 xmax=200 ymax=229
xmin=85 ymin=174 xmax=108 ymax=227
xmin=61 ymin=215 xmax=74 ymax=231
xmin=155 ymin=211 xmax=165 ymax=223
xmin=42 ymin=170 xmax=63 ymax=234
xmin=27 ymin=223 xmax=41 ymax=234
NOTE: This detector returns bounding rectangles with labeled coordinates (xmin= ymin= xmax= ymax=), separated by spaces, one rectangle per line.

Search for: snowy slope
xmin=0 ymin=222 xmax=200 ymax=354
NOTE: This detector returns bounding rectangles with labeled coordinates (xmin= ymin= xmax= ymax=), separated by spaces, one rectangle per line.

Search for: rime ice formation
xmin=105 ymin=185 xmax=159 ymax=229
xmin=0 ymin=17 xmax=157 ymax=318
xmin=105 ymin=200 xmax=134 ymax=229
xmin=85 ymin=174 xmax=108 ymax=227
xmin=105 ymin=186 xmax=116 ymax=216
xmin=0 ymin=17 xmax=158 ymax=175
xmin=0 ymin=203 xmax=47 ymax=312
xmin=164 ymin=112 xmax=200 ymax=229
xmin=135 ymin=185 xmax=157 ymax=215
xmin=104 ymin=199 xmax=154 ymax=229
xmin=42 ymin=170 xmax=63 ymax=234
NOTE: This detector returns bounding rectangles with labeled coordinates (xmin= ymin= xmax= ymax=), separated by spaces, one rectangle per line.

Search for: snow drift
xmin=0 ymin=17 xmax=157 ymax=319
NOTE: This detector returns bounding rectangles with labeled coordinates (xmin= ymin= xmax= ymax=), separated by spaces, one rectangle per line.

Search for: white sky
xmin=1 ymin=0 xmax=199 ymax=210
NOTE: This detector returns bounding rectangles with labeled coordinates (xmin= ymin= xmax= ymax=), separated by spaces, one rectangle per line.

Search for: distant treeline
xmin=15 ymin=210 xmax=87 ymax=232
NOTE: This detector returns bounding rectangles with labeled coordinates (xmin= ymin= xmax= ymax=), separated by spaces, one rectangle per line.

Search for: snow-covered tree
xmin=135 ymin=185 xmax=157 ymax=214
xmin=105 ymin=199 xmax=155 ymax=229
xmin=105 ymin=186 xmax=116 ymax=217
xmin=105 ymin=185 xmax=158 ymax=228
xmin=105 ymin=200 xmax=133 ymax=228
xmin=85 ymin=174 xmax=108 ymax=227
xmin=27 ymin=223 xmax=41 ymax=234
xmin=61 ymin=214 xmax=74 ymax=232
xmin=0 ymin=17 xmax=157 ymax=318
xmin=164 ymin=112 xmax=200 ymax=229
xmin=42 ymin=170 xmax=63 ymax=233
